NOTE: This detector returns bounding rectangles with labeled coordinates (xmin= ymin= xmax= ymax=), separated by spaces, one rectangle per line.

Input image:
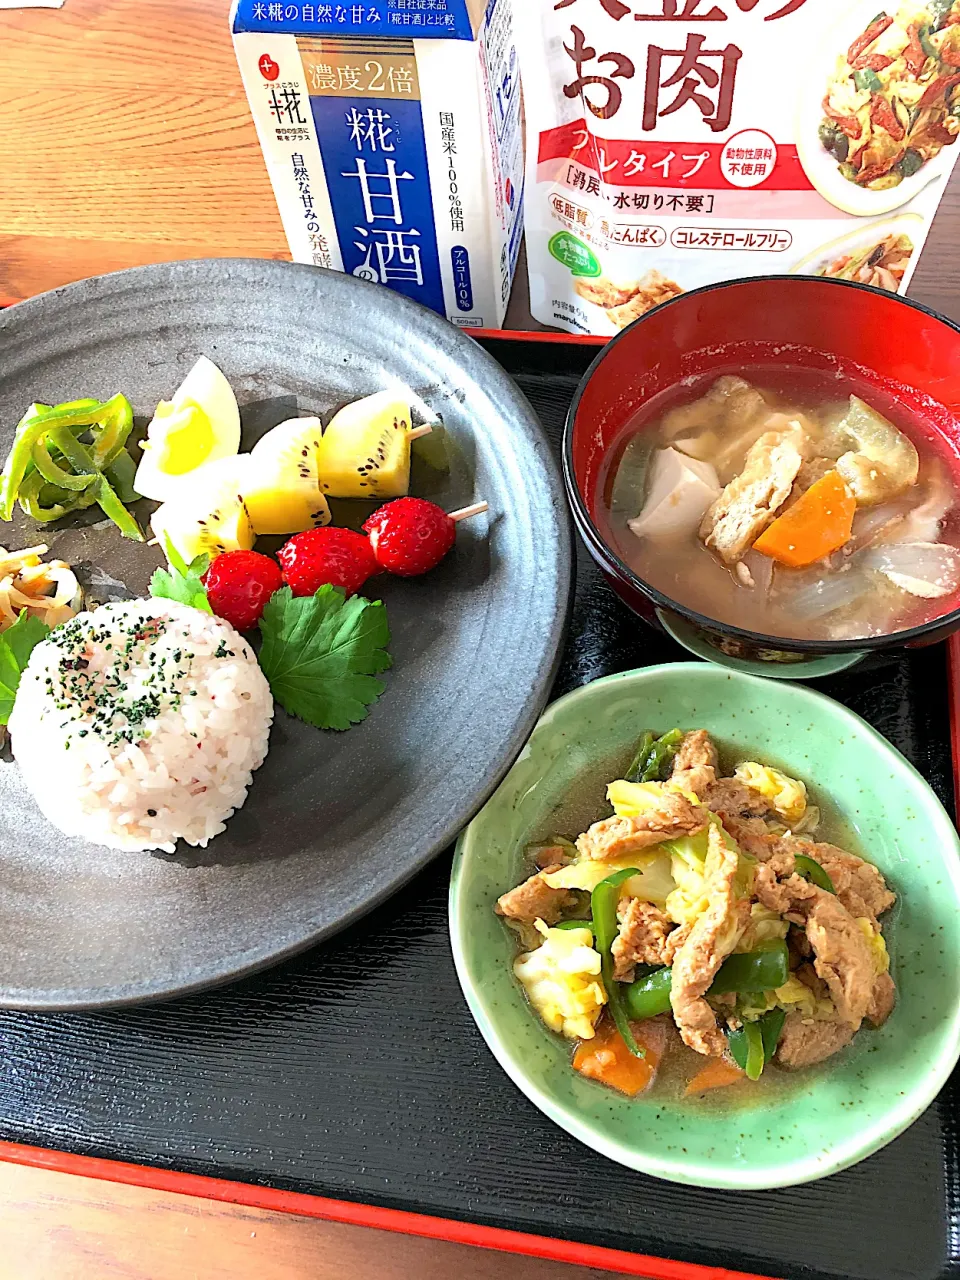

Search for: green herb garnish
xmin=0 ymin=611 xmax=50 ymax=724
xmin=150 ymin=535 xmax=212 ymax=614
xmin=258 ymin=584 xmax=391 ymax=731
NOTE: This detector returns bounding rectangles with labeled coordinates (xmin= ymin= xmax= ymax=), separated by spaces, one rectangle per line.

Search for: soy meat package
xmin=513 ymin=0 xmax=960 ymax=336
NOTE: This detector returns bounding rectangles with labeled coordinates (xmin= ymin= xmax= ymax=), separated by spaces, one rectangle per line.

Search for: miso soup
xmin=602 ymin=372 xmax=960 ymax=641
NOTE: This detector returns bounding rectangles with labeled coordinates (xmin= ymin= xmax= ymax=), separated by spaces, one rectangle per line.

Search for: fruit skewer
xmin=448 ymin=502 xmax=489 ymax=522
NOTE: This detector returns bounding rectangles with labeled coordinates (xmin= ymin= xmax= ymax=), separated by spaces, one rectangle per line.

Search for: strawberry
xmin=204 ymin=550 xmax=283 ymax=631
xmin=363 ymin=497 xmax=456 ymax=577
xmin=278 ymin=527 xmax=379 ymax=597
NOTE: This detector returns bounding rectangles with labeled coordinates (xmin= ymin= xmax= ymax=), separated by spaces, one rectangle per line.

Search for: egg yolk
xmin=153 ymin=402 xmax=216 ymax=476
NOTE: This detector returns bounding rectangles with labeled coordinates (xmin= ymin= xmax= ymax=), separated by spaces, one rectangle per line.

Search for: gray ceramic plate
xmin=0 ymin=259 xmax=571 ymax=1009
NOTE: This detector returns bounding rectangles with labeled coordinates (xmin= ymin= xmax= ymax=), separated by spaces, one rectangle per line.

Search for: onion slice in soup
xmin=859 ymin=542 xmax=960 ymax=600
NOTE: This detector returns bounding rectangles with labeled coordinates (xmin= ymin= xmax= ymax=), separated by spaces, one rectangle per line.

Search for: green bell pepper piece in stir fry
xmin=759 ymin=1008 xmax=786 ymax=1064
xmin=0 ymin=395 xmax=142 ymax=540
xmin=592 ymin=868 xmax=644 ymax=1058
xmin=708 ymin=940 xmax=790 ymax=995
xmin=622 ymin=941 xmax=790 ymax=1021
xmin=625 ymin=728 xmax=683 ymax=784
xmin=727 ymin=1020 xmax=765 ymax=1081
xmin=622 ymin=965 xmax=674 ymax=1020
xmin=793 ymin=854 xmax=836 ymax=894
xmin=727 ymin=1008 xmax=786 ymax=1081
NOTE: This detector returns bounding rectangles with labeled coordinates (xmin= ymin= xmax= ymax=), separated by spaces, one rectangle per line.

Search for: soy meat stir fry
xmin=820 ymin=1 xmax=960 ymax=190
xmin=496 ymin=730 xmax=896 ymax=1098
xmin=612 ymin=375 xmax=960 ymax=641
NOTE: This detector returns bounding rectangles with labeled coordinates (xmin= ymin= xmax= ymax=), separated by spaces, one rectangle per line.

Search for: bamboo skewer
xmin=407 ymin=425 xmax=434 ymax=441
xmin=448 ymin=501 xmax=489 ymax=523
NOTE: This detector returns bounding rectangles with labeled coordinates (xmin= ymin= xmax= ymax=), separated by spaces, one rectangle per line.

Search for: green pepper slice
xmin=727 ymin=1020 xmax=765 ymax=1081
xmin=16 ymin=471 xmax=76 ymax=523
xmin=759 ymin=1008 xmax=786 ymax=1063
xmin=94 ymin=473 xmax=144 ymax=541
xmin=794 ymin=854 xmax=835 ymax=893
xmin=641 ymin=728 xmax=683 ymax=782
xmin=0 ymin=396 xmax=139 ymax=531
xmin=708 ymin=940 xmax=789 ymax=995
xmin=592 ymin=868 xmax=644 ymax=1057
xmin=104 ymin=449 xmax=139 ymax=505
xmin=623 ymin=966 xmax=674 ymax=1020
xmin=21 ymin=409 xmax=141 ymax=540
xmin=625 ymin=732 xmax=655 ymax=784
xmin=45 ymin=422 xmax=99 ymax=478
xmin=899 ymin=148 xmax=924 ymax=178
xmin=0 ymin=405 xmax=91 ymax=520
xmin=728 ymin=1008 xmax=785 ymax=1081
xmin=30 ymin=437 xmax=98 ymax=492
xmin=625 ymin=728 xmax=684 ymax=785
xmin=622 ymin=942 xmax=790 ymax=1021
xmin=853 ymin=67 xmax=883 ymax=94
xmin=89 ymin=393 xmax=134 ymax=470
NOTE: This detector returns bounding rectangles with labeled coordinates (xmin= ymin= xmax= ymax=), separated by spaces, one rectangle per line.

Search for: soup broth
xmin=603 ymin=371 xmax=960 ymax=641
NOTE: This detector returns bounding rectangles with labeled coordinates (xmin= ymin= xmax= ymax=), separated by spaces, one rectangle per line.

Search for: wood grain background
xmin=0 ymin=1160 xmax=640 ymax=1280
xmin=0 ymin=0 xmax=958 ymax=317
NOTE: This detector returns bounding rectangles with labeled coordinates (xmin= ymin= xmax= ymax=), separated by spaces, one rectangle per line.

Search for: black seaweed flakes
xmin=48 ymin=611 xmax=203 ymax=748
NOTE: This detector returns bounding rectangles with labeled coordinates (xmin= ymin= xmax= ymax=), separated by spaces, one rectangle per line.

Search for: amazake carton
xmin=231 ymin=0 xmax=523 ymax=328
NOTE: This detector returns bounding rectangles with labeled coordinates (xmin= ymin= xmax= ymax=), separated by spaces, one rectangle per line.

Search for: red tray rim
xmin=0 ymin=1140 xmax=775 ymax=1280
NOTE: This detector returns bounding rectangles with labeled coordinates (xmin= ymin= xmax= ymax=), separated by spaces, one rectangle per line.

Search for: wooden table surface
xmin=0 ymin=1 xmax=959 ymax=1276
xmin=0 ymin=1158 xmax=643 ymax=1280
xmin=1 ymin=0 xmax=959 ymax=320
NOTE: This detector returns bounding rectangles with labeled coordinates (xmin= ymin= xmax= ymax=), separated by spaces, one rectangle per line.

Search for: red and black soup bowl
xmin=563 ymin=275 xmax=960 ymax=669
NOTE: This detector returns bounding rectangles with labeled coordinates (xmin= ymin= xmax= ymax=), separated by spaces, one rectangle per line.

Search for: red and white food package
xmin=513 ymin=0 xmax=960 ymax=336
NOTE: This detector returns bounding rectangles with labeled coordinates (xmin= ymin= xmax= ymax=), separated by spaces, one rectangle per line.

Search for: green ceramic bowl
xmin=449 ymin=663 xmax=960 ymax=1190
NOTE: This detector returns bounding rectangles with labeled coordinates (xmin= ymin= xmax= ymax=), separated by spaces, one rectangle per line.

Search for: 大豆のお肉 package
xmin=514 ymin=0 xmax=960 ymax=336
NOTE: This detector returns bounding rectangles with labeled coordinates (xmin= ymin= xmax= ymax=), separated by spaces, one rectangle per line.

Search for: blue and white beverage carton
xmin=231 ymin=0 xmax=524 ymax=328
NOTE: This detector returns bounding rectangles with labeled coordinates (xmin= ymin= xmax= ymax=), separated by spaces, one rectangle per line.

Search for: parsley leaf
xmin=150 ymin=535 xmax=212 ymax=614
xmin=0 ymin=610 xmax=50 ymax=724
xmin=258 ymin=585 xmax=392 ymax=731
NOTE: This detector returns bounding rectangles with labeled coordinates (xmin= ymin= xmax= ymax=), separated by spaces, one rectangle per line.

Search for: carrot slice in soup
xmin=753 ymin=470 xmax=856 ymax=568
xmin=573 ymin=1017 xmax=662 ymax=1097
xmin=685 ymin=1059 xmax=745 ymax=1096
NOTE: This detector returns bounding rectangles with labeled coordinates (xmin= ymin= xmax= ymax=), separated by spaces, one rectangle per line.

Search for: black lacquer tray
xmin=1 ymin=336 xmax=957 ymax=1280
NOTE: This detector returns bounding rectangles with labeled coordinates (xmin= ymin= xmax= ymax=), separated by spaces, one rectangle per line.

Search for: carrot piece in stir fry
xmin=753 ymin=471 xmax=856 ymax=568
xmin=573 ymin=1017 xmax=662 ymax=1097
xmin=685 ymin=1059 xmax=744 ymax=1097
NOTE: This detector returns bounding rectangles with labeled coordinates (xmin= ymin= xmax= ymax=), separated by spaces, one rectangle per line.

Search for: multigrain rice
xmin=10 ymin=599 xmax=273 ymax=852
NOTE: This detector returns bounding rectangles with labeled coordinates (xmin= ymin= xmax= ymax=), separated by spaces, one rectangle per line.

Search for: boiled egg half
xmin=134 ymin=356 xmax=241 ymax=502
